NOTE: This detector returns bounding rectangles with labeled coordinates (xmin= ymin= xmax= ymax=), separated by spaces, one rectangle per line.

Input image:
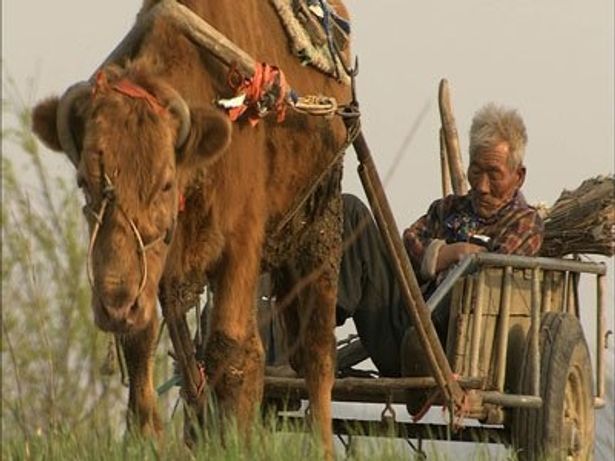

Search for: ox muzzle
xmin=85 ymin=172 xmax=175 ymax=332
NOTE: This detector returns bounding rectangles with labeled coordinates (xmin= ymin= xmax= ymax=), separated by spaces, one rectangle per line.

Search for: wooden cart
xmin=263 ymin=253 xmax=608 ymax=460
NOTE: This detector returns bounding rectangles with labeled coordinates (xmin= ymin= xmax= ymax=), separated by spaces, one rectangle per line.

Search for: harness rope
xmin=85 ymin=173 xmax=169 ymax=300
xmin=219 ymin=62 xmax=346 ymax=125
xmin=86 ymin=75 xmax=178 ymax=303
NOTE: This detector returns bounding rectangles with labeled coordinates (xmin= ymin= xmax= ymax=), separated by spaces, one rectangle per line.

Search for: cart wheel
xmin=511 ymin=312 xmax=594 ymax=461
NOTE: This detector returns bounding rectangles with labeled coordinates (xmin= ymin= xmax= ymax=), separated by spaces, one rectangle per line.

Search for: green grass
xmin=2 ymin=77 xmax=123 ymax=443
xmin=2 ymin=415 xmax=320 ymax=461
xmin=1 ymin=414 xmax=520 ymax=461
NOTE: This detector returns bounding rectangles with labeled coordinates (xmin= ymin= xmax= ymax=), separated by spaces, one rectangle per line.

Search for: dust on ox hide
xmin=31 ymin=0 xmax=352 ymax=457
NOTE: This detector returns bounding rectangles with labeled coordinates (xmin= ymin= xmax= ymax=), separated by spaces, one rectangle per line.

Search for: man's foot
xmin=400 ymin=326 xmax=433 ymax=416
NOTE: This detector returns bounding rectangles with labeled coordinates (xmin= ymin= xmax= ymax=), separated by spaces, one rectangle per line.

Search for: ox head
xmin=31 ymin=66 xmax=231 ymax=333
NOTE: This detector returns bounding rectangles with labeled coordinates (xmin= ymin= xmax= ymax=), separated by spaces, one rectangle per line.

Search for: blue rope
xmin=327 ymin=2 xmax=351 ymax=33
xmin=308 ymin=0 xmax=351 ymax=34
xmin=305 ymin=0 xmax=350 ymax=79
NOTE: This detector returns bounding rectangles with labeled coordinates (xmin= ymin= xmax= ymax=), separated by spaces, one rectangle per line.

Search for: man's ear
xmin=177 ymin=108 xmax=232 ymax=167
xmin=32 ymin=97 xmax=63 ymax=152
xmin=516 ymin=165 xmax=527 ymax=189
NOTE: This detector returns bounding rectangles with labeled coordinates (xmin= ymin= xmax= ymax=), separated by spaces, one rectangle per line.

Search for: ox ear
xmin=177 ymin=108 xmax=231 ymax=166
xmin=32 ymin=93 xmax=87 ymax=167
xmin=32 ymin=97 xmax=64 ymax=153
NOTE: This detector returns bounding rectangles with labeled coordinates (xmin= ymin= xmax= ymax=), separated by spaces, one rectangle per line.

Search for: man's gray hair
xmin=469 ymin=103 xmax=528 ymax=169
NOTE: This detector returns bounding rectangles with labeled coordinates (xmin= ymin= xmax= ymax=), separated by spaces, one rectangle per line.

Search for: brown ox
xmin=31 ymin=0 xmax=351 ymax=456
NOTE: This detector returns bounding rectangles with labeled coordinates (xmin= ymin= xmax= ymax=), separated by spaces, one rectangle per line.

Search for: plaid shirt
xmin=403 ymin=192 xmax=543 ymax=282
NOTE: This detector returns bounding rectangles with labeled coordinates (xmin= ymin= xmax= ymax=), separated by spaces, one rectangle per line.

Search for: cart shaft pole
xmin=350 ymin=129 xmax=464 ymax=407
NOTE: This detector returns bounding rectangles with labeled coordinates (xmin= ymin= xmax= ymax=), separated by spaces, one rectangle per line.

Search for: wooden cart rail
xmin=448 ymin=253 xmax=607 ymax=409
xmin=265 ymin=376 xmax=482 ymax=405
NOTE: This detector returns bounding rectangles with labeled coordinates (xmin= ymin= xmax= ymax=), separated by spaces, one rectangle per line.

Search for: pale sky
xmin=3 ymin=1 xmax=613 ymax=210
xmin=3 ymin=0 xmax=614 ymax=458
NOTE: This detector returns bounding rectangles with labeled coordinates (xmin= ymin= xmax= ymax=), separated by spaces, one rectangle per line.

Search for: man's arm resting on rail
xmin=403 ymin=197 xmax=486 ymax=281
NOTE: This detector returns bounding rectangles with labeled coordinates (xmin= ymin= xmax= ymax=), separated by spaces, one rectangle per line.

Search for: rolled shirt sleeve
xmin=403 ymin=197 xmax=449 ymax=283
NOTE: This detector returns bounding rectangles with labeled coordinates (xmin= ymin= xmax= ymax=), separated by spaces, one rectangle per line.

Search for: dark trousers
xmin=336 ymin=194 xmax=449 ymax=377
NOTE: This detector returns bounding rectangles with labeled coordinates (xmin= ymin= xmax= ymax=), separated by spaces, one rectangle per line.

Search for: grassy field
xmin=2 ymin=415 xmax=326 ymax=461
xmin=2 ymin=411 xmax=522 ymax=461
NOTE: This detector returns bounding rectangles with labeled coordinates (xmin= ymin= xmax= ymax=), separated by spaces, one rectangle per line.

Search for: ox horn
xmin=56 ymin=81 xmax=92 ymax=165
xmin=167 ymin=95 xmax=191 ymax=149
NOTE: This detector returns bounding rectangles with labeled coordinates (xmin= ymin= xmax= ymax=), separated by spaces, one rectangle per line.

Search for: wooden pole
xmin=438 ymin=79 xmax=468 ymax=195
xmin=349 ymin=129 xmax=466 ymax=410
xmin=265 ymin=376 xmax=481 ymax=403
xmin=97 ymin=0 xmax=257 ymax=78
xmin=439 ymin=128 xmax=452 ymax=197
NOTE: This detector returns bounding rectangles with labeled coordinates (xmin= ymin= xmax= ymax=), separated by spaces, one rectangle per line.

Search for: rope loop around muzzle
xmin=86 ymin=173 xmax=170 ymax=301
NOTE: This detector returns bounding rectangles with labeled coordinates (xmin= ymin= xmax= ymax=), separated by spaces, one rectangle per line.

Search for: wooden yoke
xmin=97 ymin=0 xmax=256 ymax=77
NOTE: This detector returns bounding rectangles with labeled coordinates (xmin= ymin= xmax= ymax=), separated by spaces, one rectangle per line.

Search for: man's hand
xmin=436 ymin=242 xmax=486 ymax=273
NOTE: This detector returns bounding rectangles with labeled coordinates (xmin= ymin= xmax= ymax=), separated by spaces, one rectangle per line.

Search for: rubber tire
xmin=511 ymin=312 xmax=595 ymax=461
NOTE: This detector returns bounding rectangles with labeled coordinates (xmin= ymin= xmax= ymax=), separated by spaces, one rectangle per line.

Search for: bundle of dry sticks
xmin=540 ymin=175 xmax=615 ymax=257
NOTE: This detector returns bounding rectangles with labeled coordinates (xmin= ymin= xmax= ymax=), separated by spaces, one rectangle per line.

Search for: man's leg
xmin=337 ymin=194 xmax=409 ymax=377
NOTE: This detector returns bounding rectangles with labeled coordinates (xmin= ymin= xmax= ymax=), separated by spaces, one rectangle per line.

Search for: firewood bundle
xmin=540 ymin=176 xmax=615 ymax=257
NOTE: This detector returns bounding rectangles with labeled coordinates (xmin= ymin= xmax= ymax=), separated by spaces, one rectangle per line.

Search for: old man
xmin=336 ymin=103 xmax=544 ymax=377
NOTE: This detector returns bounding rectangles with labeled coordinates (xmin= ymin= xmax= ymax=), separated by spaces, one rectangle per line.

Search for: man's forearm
xmin=435 ymin=242 xmax=486 ymax=274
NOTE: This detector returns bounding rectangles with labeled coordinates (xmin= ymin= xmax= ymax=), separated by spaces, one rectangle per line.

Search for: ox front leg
xmin=120 ymin=316 xmax=162 ymax=437
xmin=203 ymin=322 xmax=264 ymax=424
xmin=205 ymin=237 xmax=265 ymax=432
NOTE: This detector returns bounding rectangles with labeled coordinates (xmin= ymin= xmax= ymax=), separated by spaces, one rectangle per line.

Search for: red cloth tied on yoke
xmin=224 ymin=63 xmax=291 ymax=126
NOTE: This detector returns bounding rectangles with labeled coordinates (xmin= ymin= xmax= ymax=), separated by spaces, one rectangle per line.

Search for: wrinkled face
xmin=79 ymin=94 xmax=179 ymax=333
xmin=467 ymin=141 xmax=525 ymax=218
